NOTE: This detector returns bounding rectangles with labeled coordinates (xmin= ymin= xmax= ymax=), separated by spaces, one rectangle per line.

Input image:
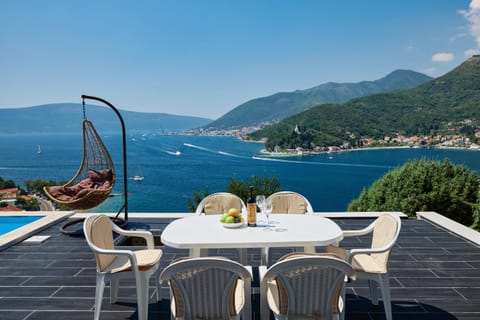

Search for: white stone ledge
xmin=72 ymin=211 xmax=408 ymax=219
xmin=416 ymin=211 xmax=480 ymax=246
xmin=312 ymin=211 xmax=408 ymax=218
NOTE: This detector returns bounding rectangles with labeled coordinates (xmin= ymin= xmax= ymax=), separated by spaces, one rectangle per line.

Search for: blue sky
xmin=1 ymin=0 xmax=479 ymax=119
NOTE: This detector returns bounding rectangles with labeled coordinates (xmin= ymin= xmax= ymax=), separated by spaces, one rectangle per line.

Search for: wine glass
xmin=256 ymin=195 xmax=265 ymax=219
xmin=263 ymin=197 xmax=272 ymax=227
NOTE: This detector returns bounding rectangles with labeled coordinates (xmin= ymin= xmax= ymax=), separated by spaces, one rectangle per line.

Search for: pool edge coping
xmin=0 ymin=211 xmax=75 ymax=250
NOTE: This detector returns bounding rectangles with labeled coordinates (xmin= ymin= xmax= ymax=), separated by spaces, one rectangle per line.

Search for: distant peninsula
xmin=0 ymin=103 xmax=212 ymax=135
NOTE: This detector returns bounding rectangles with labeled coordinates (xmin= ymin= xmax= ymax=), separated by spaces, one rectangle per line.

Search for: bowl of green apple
xmin=220 ymin=208 xmax=245 ymax=228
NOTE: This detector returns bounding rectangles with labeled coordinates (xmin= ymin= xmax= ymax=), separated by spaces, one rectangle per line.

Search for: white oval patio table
xmin=161 ymin=214 xmax=344 ymax=264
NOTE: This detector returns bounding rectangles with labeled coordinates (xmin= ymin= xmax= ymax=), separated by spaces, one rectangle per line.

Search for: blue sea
xmin=1 ymin=133 xmax=480 ymax=213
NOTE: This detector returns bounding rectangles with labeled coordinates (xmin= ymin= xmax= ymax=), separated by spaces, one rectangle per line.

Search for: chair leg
xmin=368 ymin=279 xmax=378 ymax=305
xmin=261 ymin=247 xmax=269 ymax=266
xmin=259 ymin=266 xmax=270 ymax=320
xmin=239 ymin=248 xmax=247 ymax=265
xmin=379 ymin=275 xmax=392 ymax=320
xmin=94 ymin=274 xmax=106 ymax=320
xmin=110 ymin=278 xmax=119 ymax=304
xmin=136 ymin=273 xmax=150 ymax=320
xmin=156 ymin=271 xmax=161 ymax=302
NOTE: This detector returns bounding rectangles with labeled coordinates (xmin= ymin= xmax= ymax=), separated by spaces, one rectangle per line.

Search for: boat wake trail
xmin=252 ymin=156 xmax=392 ymax=169
xmin=183 ymin=143 xmax=213 ymax=152
xmin=183 ymin=143 xmax=248 ymax=158
xmin=218 ymin=151 xmax=246 ymax=158
xmin=141 ymin=144 xmax=182 ymax=156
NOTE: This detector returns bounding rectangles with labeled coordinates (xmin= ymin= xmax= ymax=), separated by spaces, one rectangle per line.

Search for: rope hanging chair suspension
xmin=44 ymin=102 xmax=116 ymax=210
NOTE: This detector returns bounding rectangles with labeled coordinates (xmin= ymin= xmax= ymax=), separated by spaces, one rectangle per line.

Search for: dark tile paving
xmin=0 ymin=216 xmax=479 ymax=319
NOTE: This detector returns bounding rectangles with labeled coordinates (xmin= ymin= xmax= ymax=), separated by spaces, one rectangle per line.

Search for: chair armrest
xmin=342 ymin=220 xmax=376 ymax=238
xmin=88 ymin=243 xmax=139 ymax=267
xmin=112 ymin=224 xmax=155 ymax=249
xmin=349 ymin=244 xmax=393 ymax=257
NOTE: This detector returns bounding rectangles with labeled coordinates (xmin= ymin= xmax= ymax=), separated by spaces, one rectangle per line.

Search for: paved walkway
xmin=0 ymin=216 xmax=479 ymax=319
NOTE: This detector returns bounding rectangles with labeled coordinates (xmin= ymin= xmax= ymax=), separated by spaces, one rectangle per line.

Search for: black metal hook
xmin=81 ymin=94 xmax=129 ymax=221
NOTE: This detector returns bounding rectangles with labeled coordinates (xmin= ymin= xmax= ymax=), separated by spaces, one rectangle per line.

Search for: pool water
xmin=0 ymin=216 xmax=43 ymax=235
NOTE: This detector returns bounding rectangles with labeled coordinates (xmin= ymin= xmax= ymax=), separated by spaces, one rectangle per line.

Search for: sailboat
xmin=130 ymin=166 xmax=144 ymax=181
xmin=37 ymin=145 xmax=42 ymax=154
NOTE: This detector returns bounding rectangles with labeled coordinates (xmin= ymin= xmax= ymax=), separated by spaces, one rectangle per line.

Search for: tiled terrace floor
xmin=0 ymin=216 xmax=479 ymax=319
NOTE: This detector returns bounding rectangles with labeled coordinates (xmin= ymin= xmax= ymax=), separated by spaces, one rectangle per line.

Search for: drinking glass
xmin=256 ymin=195 xmax=265 ymax=220
xmin=263 ymin=197 xmax=272 ymax=227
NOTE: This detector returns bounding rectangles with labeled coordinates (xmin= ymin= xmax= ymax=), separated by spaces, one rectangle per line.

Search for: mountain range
xmin=249 ymin=55 xmax=480 ymax=150
xmin=205 ymin=69 xmax=432 ymax=129
xmin=0 ymin=104 xmax=212 ymax=134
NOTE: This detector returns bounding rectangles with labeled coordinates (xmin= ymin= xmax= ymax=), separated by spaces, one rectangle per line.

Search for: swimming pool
xmin=0 ymin=212 xmax=75 ymax=250
xmin=0 ymin=216 xmax=43 ymax=235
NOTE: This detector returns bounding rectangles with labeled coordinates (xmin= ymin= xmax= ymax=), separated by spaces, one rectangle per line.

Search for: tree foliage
xmin=24 ymin=179 xmax=58 ymax=196
xmin=187 ymin=174 xmax=282 ymax=212
xmin=226 ymin=174 xmax=282 ymax=202
xmin=15 ymin=197 xmax=40 ymax=211
xmin=0 ymin=177 xmax=16 ymax=190
xmin=348 ymin=159 xmax=479 ymax=226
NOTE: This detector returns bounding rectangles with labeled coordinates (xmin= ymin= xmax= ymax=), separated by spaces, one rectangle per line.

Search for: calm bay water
xmin=1 ymin=133 xmax=480 ymax=213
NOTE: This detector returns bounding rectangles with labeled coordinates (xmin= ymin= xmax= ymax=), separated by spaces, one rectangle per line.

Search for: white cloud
xmin=465 ymin=48 xmax=480 ymax=57
xmin=460 ymin=0 xmax=480 ymax=48
xmin=432 ymin=52 xmax=454 ymax=62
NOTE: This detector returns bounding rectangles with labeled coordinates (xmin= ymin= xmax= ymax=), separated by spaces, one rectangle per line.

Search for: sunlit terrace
xmin=0 ymin=211 xmax=479 ymax=320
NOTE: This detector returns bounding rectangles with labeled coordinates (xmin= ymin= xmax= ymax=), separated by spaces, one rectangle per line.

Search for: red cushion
xmin=89 ymin=169 xmax=113 ymax=182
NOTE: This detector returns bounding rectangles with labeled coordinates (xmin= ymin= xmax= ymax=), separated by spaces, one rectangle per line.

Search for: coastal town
xmin=184 ymin=122 xmax=480 ymax=156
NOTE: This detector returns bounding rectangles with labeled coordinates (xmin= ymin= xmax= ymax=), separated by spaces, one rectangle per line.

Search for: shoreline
xmin=258 ymin=145 xmax=480 ymax=157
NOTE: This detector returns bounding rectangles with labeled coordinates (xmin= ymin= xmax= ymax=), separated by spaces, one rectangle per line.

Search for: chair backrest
xmin=263 ymin=255 xmax=355 ymax=318
xmin=267 ymin=191 xmax=313 ymax=214
xmin=159 ymin=257 xmax=252 ymax=320
xmin=84 ymin=215 xmax=115 ymax=272
xmin=370 ymin=213 xmax=402 ymax=272
xmin=195 ymin=192 xmax=247 ymax=215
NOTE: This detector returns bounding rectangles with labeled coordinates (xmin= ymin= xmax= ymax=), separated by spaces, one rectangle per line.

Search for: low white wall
xmin=417 ymin=211 xmax=480 ymax=246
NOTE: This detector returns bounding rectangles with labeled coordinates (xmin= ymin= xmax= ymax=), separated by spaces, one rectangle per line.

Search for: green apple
xmin=220 ymin=213 xmax=229 ymax=222
xmin=225 ymin=216 xmax=235 ymax=224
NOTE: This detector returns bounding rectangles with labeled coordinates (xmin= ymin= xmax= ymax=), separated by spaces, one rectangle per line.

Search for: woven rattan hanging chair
xmin=44 ymin=118 xmax=115 ymax=210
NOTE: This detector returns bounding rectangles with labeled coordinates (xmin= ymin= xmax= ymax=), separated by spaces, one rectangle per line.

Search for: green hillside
xmin=249 ymin=56 xmax=480 ymax=151
xmin=206 ymin=69 xmax=431 ymax=129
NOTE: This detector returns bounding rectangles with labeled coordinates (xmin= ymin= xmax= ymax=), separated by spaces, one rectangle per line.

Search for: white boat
xmin=175 ymin=150 xmax=181 ymax=156
xmin=37 ymin=145 xmax=42 ymax=154
xmin=132 ymin=175 xmax=144 ymax=181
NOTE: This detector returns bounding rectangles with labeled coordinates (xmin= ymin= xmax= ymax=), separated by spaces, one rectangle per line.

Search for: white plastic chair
xmin=159 ymin=257 xmax=253 ymax=320
xmin=326 ymin=213 xmax=402 ymax=320
xmin=83 ymin=214 xmax=163 ymax=320
xmin=195 ymin=192 xmax=247 ymax=215
xmin=259 ymin=254 xmax=355 ymax=320
xmin=195 ymin=192 xmax=248 ymax=263
xmin=267 ymin=191 xmax=314 ymax=215
xmin=264 ymin=191 xmax=314 ymax=265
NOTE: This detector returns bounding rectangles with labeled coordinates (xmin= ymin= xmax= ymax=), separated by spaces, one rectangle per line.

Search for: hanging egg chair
xmin=43 ymin=118 xmax=115 ymax=210
xmin=43 ymin=95 xmax=129 ymax=236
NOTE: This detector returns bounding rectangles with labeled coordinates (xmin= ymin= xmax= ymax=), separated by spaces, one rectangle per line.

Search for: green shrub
xmin=472 ymin=191 xmax=480 ymax=231
xmin=187 ymin=174 xmax=282 ymax=212
xmin=226 ymin=174 xmax=281 ymax=202
xmin=348 ymin=159 xmax=479 ymax=226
